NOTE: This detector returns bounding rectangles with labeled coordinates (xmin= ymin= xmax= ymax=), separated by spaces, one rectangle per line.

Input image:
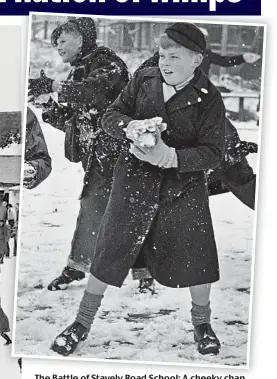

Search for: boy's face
xmin=159 ymin=45 xmax=202 ymax=86
xmin=56 ymin=31 xmax=82 ymax=64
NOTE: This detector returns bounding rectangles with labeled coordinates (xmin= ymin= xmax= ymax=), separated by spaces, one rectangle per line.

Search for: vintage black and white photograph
xmin=14 ymin=14 xmax=265 ymax=367
xmin=0 ymin=24 xmax=22 ymax=377
xmin=0 ymin=113 xmax=22 ymax=377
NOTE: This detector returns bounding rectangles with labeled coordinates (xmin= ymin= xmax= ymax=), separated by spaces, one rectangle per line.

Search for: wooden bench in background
xmin=221 ymin=92 xmax=260 ymax=122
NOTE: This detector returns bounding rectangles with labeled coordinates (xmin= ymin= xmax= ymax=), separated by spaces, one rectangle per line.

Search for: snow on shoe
xmin=194 ymin=323 xmax=221 ymax=355
xmin=51 ymin=321 xmax=89 ymax=356
xmin=47 ymin=266 xmax=85 ymax=291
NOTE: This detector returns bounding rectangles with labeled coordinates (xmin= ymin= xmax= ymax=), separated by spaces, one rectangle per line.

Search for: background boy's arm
xmin=206 ymin=49 xmax=245 ymax=67
xmin=41 ymin=98 xmax=74 ymax=132
xmin=24 ymin=108 xmax=52 ymax=189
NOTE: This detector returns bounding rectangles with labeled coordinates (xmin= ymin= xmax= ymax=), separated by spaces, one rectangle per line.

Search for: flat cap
xmin=165 ymin=22 xmax=206 ymax=53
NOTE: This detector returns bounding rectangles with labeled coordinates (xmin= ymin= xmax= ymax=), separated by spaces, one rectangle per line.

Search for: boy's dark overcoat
xmin=91 ymin=67 xmax=226 ymax=288
xmin=40 ymin=18 xmax=129 ymax=269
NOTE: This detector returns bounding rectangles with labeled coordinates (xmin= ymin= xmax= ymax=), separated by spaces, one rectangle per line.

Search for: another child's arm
xmin=207 ymin=50 xmax=260 ymax=67
xmin=24 ymin=109 xmax=52 ymax=189
xmin=207 ymin=50 xmax=245 ymax=67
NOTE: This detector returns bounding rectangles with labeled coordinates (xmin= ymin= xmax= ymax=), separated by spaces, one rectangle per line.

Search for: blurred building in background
xmin=0 ymin=112 xmax=21 ymax=209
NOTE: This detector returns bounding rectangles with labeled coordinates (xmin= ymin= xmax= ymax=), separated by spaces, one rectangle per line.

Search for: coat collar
xmin=141 ymin=67 xmax=210 ymax=115
xmin=70 ymin=44 xmax=99 ymax=67
xmin=141 ymin=68 xmax=170 ymax=124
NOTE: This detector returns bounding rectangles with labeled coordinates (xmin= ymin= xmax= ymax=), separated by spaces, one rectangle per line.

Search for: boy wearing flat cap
xmin=52 ymin=22 xmax=225 ymax=357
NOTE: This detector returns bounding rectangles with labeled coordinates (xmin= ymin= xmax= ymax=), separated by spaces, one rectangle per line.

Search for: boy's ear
xmin=193 ymin=53 xmax=203 ymax=68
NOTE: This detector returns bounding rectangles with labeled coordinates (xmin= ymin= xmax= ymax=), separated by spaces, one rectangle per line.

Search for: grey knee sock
xmin=132 ymin=268 xmax=152 ymax=280
xmin=191 ymin=301 xmax=211 ymax=327
xmin=75 ymin=291 xmax=103 ymax=329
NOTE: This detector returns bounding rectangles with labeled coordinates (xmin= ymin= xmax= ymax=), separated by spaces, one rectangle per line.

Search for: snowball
xmin=136 ymin=133 xmax=156 ymax=148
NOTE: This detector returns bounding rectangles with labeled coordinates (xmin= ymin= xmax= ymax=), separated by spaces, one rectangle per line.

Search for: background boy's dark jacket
xmin=41 ymin=24 xmax=129 ymax=192
xmin=25 ymin=108 xmax=52 ymax=189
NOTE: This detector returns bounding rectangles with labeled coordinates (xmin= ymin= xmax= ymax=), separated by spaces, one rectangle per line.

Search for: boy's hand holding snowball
xmin=125 ymin=117 xmax=166 ymax=144
xmin=125 ymin=117 xmax=178 ymax=169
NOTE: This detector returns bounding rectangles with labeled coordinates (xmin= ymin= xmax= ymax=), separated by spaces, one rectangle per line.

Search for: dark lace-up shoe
xmin=47 ymin=266 xmax=85 ymax=291
xmin=51 ymin=321 xmax=89 ymax=356
xmin=194 ymin=323 xmax=221 ymax=355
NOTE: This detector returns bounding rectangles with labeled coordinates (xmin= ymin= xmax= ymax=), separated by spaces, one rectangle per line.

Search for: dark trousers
xmin=5 ymin=242 xmax=9 ymax=258
xmin=14 ymin=236 xmax=17 ymax=257
xmin=67 ymin=175 xmax=112 ymax=272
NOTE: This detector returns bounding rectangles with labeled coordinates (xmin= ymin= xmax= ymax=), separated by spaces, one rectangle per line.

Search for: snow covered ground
xmin=0 ymin=143 xmax=22 ymax=156
xmin=13 ymin=104 xmax=260 ymax=367
xmin=0 ymin=257 xmax=21 ymax=378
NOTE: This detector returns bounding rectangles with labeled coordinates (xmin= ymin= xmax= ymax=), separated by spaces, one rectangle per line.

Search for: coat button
xmin=129 ymin=197 xmax=136 ymax=203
